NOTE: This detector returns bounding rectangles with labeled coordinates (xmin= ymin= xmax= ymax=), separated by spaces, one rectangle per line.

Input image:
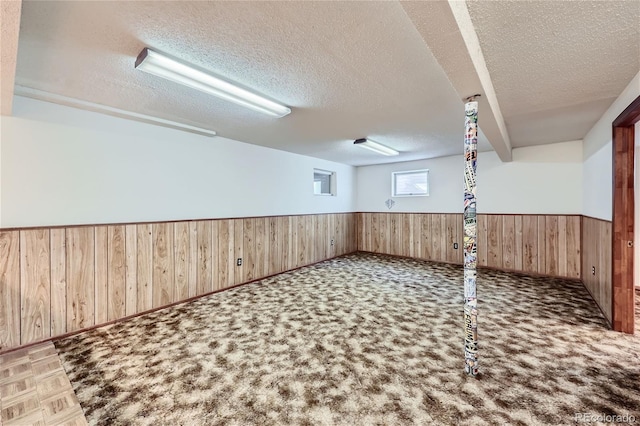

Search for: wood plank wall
xmin=356 ymin=213 xmax=463 ymax=264
xmin=0 ymin=213 xmax=356 ymax=352
xmin=581 ymin=216 xmax=612 ymax=323
xmin=357 ymin=213 xmax=581 ymax=279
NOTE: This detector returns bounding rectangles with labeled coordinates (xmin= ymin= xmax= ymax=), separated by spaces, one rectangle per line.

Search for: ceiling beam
xmin=401 ymin=0 xmax=512 ymax=162
xmin=1 ymin=0 xmax=22 ymax=116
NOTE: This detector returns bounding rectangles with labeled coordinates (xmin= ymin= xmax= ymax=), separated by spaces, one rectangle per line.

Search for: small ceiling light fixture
xmin=135 ymin=48 xmax=291 ymax=118
xmin=353 ymin=138 xmax=399 ymax=156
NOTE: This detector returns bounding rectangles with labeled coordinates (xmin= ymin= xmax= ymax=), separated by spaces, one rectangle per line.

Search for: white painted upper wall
xmin=357 ymin=140 xmax=583 ymax=214
xmin=583 ymin=71 xmax=640 ymax=220
xmin=8 ymin=73 xmax=637 ymax=227
xmin=582 ymin=141 xmax=612 ymax=221
xmin=357 ymin=154 xmax=460 ymax=213
xmin=0 ymin=97 xmax=356 ymax=228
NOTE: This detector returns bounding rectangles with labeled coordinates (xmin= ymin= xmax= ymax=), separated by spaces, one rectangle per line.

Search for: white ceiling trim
xmin=14 ymin=86 xmax=218 ymax=137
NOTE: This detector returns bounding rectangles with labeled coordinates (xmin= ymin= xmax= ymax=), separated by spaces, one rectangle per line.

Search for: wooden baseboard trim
xmin=0 ymin=252 xmax=357 ymax=356
xmin=355 ymin=212 xmax=582 ymax=217
xmin=479 ymin=265 xmax=581 ymax=282
xmin=356 ymin=250 xmax=581 ymax=281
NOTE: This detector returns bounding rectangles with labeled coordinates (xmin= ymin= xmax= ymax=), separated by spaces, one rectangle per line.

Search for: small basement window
xmin=313 ymin=169 xmax=336 ymax=196
xmin=392 ymin=169 xmax=429 ymax=197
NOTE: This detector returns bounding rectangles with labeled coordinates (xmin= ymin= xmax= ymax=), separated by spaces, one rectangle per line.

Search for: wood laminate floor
xmin=0 ymin=342 xmax=87 ymax=425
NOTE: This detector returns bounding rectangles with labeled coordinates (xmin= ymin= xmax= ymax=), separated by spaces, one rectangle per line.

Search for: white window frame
xmin=391 ymin=169 xmax=429 ymax=197
xmin=313 ymin=169 xmax=336 ymax=196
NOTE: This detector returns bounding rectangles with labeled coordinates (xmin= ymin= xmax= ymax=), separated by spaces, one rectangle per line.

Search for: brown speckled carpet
xmin=636 ymin=287 xmax=640 ymax=337
xmin=55 ymin=253 xmax=640 ymax=425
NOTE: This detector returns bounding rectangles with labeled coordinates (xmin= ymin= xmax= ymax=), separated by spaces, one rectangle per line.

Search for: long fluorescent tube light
xmin=135 ymin=48 xmax=291 ymax=118
xmin=353 ymin=138 xmax=399 ymax=156
xmin=14 ymin=86 xmax=217 ymax=137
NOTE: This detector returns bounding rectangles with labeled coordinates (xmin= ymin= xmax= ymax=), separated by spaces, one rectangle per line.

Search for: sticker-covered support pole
xmin=463 ymin=99 xmax=479 ymax=376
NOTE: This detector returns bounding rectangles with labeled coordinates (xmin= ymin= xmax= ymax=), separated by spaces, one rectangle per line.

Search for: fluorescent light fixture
xmin=135 ymin=48 xmax=291 ymax=118
xmin=14 ymin=86 xmax=217 ymax=137
xmin=353 ymin=138 xmax=399 ymax=156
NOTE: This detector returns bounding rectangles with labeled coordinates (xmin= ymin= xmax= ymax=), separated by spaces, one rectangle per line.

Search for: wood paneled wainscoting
xmin=356 ymin=213 xmax=581 ymax=279
xmin=0 ymin=213 xmax=357 ymax=352
xmin=581 ymin=216 xmax=612 ymax=323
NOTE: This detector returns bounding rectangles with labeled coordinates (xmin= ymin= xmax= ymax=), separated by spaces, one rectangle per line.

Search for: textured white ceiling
xmin=11 ymin=1 xmax=640 ymax=164
xmin=15 ymin=1 xmax=491 ymax=166
xmin=466 ymin=0 xmax=640 ymax=148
